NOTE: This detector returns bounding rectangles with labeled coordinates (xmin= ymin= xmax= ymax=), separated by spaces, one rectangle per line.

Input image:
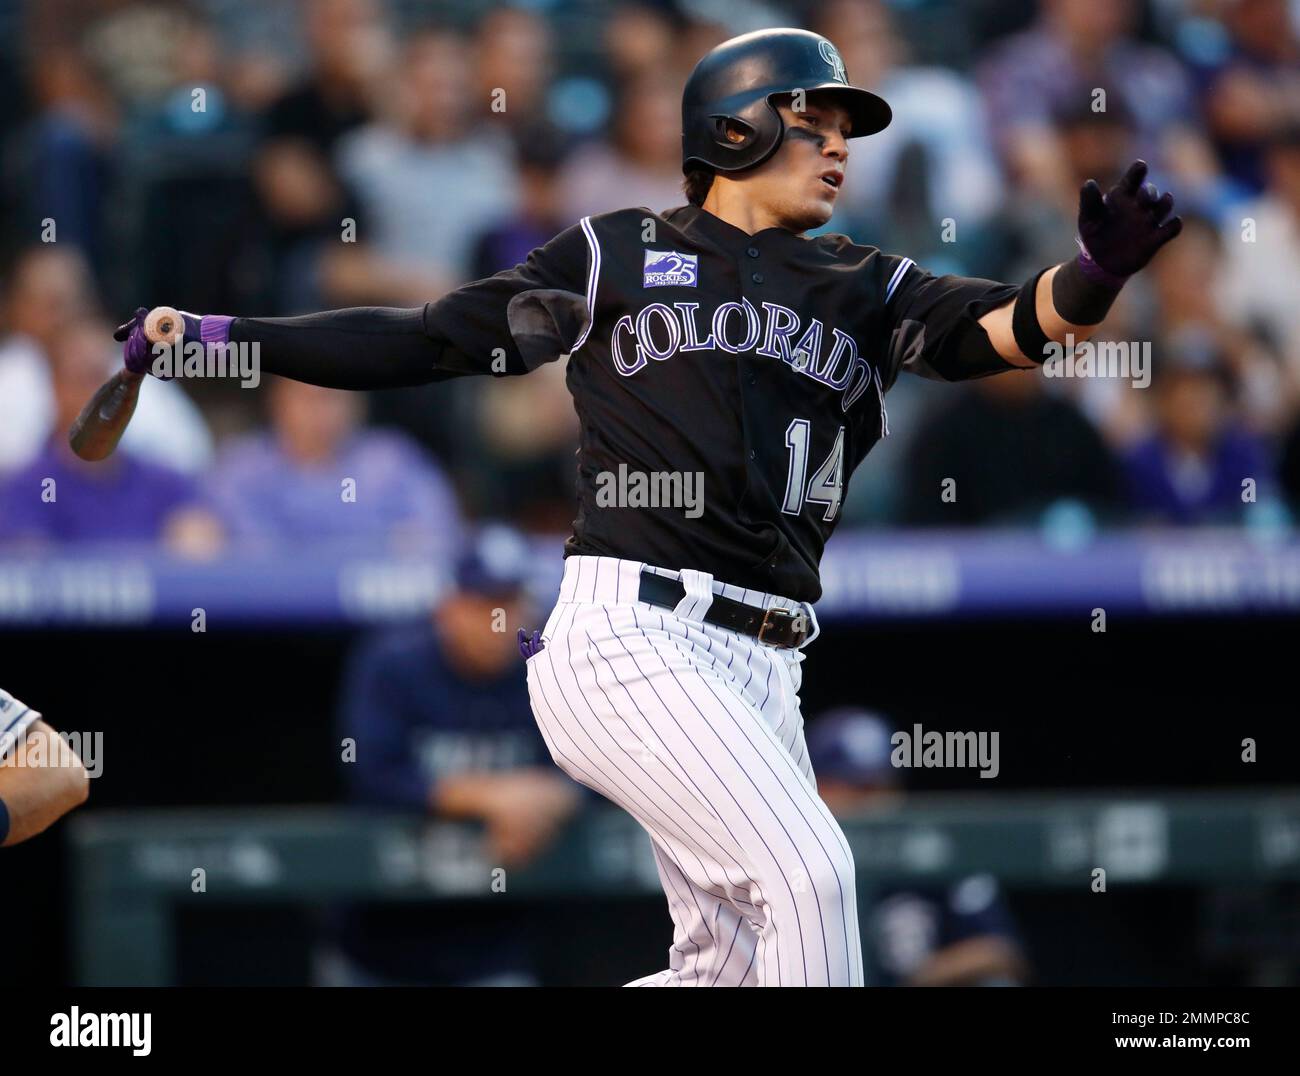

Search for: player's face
xmin=749 ymin=97 xmax=852 ymax=232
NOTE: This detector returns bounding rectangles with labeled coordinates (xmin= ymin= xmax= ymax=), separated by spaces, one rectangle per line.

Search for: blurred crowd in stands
xmin=2 ymin=0 xmax=1300 ymax=556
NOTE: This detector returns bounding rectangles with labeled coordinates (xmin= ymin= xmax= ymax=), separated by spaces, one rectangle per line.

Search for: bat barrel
xmin=68 ymin=368 xmax=145 ymax=462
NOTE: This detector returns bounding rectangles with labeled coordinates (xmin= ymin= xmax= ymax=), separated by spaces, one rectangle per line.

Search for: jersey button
xmin=746 ymin=247 xmax=759 ymax=258
xmin=751 ymin=272 xmax=763 ymax=283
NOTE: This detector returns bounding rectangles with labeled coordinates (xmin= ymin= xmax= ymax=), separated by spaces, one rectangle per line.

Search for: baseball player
xmin=114 ymin=28 xmax=1180 ymax=985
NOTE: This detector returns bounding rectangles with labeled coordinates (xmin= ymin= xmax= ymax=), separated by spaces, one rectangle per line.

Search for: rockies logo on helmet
xmin=818 ymin=40 xmax=848 ymax=85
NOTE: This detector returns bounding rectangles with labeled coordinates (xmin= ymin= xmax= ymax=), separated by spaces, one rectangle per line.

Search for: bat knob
xmin=143 ymin=306 xmax=184 ymax=346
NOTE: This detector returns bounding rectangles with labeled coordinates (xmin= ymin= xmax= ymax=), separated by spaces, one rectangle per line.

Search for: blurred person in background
xmin=0 ymin=246 xmax=212 ymax=475
xmin=121 ymin=12 xmax=263 ymax=317
xmin=0 ymin=688 xmax=89 ymax=848
xmin=332 ymin=26 xmax=519 ymax=304
xmin=0 ymin=318 xmax=220 ymax=553
xmin=347 ymin=17 xmax=534 ymax=475
xmin=0 ymin=245 xmax=99 ymax=471
xmin=254 ymin=0 xmax=388 ymax=313
xmin=978 ymin=0 xmax=1218 ymax=205
xmin=3 ymin=39 xmax=114 ymax=279
xmin=602 ymin=1 xmax=679 ymax=83
xmin=1195 ymin=0 xmax=1300 ymax=197
xmin=471 ymin=130 xmax=570 ymax=280
xmin=1122 ymin=327 xmax=1274 ymax=525
xmin=1147 ymin=211 xmax=1284 ymax=436
xmin=807 ymin=709 xmax=1029 ymax=987
xmin=471 ymin=4 xmax=556 ymax=143
xmin=558 ymin=72 xmax=687 ymax=220
xmin=202 ymin=376 xmax=460 ymax=554
xmin=1219 ymin=124 xmax=1300 ymax=397
xmin=901 ymin=368 xmax=1122 ymax=527
xmin=460 ymin=131 xmax=580 ymax=531
xmin=321 ymin=527 xmax=582 ymax=986
xmin=815 ymin=0 xmax=1003 ymax=268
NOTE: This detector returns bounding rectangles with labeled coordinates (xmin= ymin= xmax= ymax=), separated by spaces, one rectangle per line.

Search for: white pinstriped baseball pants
xmin=526 ymin=555 xmax=864 ymax=987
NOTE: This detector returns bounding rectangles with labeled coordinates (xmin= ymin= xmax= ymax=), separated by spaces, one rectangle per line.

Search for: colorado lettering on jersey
xmin=610 ymin=298 xmax=876 ymax=411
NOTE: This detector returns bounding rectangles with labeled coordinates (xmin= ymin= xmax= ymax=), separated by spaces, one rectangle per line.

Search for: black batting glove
xmin=1076 ymin=159 xmax=1183 ymax=282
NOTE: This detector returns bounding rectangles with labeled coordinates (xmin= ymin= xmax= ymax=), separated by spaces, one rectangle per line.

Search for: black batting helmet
xmin=681 ymin=28 xmax=892 ymax=175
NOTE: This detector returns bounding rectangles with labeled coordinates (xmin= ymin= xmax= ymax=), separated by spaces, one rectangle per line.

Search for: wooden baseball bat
xmin=68 ymin=306 xmax=182 ymax=462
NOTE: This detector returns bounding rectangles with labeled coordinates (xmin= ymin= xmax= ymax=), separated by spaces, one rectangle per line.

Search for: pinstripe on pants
xmin=526 ymin=555 xmax=863 ymax=987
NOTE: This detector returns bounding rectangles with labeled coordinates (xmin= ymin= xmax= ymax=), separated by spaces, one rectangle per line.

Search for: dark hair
xmin=515 ymin=125 xmax=569 ymax=175
xmin=683 ymin=167 xmax=715 ymax=206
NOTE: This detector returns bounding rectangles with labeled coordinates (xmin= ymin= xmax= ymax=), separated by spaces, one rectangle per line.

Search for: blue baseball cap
xmin=806 ymin=708 xmax=898 ymax=785
xmin=453 ymin=525 xmax=533 ymax=597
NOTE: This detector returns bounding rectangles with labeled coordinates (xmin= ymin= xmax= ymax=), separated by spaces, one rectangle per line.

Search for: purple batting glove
xmin=112 ymin=308 xmax=232 ymax=378
xmin=113 ymin=307 xmax=160 ymax=376
xmin=518 ymin=628 xmax=545 ymax=660
xmin=1076 ymin=159 xmax=1183 ymax=281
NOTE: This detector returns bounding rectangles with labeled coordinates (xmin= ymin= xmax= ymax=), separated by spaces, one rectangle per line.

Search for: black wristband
xmin=1051 ymin=255 xmax=1125 ymax=325
xmin=0 ymin=796 xmax=9 ymax=845
xmin=1012 ymin=269 xmax=1052 ymax=364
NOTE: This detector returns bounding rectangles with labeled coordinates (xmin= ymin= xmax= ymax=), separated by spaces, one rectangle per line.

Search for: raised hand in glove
xmin=1076 ymin=159 xmax=1183 ymax=283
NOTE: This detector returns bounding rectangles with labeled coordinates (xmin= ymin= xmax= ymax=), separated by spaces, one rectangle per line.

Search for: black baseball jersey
xmin=424 ymin=204 xmax=1019 ymax=602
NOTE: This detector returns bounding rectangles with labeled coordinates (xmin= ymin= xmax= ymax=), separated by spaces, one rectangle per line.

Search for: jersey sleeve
xmin=0 ymin=689 xmax=41 ymax=763
xmin=876 ymin=254 xmax=1019 ymax=387
xmin=423 ymin=221 xmax=593 ymax=377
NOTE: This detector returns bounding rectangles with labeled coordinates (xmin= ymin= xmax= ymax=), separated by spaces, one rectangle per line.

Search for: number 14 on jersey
xmin=781 ymin=419 xmax=845 ymax=521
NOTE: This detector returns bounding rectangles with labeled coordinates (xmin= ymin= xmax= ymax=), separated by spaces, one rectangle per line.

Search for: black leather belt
xmin=637 ymin=570 xmax=810 ymax=649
